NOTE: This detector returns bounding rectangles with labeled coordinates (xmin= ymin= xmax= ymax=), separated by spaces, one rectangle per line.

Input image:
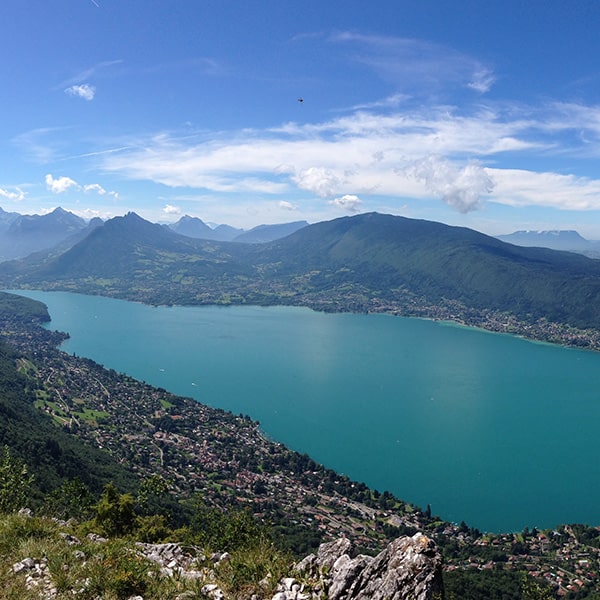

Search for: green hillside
xmin=263 ymin=212 xmax=600 ymax=328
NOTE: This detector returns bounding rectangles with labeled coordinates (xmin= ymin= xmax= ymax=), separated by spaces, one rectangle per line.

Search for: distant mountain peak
xmin=179 ymin=214 xmax=204 ymax=223
xmin=233 ymin=220 xmax=309 ymax=243
xmin=496 ymin=229 xmax=599 ymax=256
xmin=169 ymin=216 xmax=242 ymax=241
xmin=510 ymin=229 xmax=584 ymax=238
xmin=123 ymin=211 xmax=144 ymax=220
xmin=0 ymin=207 xmax=87 ymax=261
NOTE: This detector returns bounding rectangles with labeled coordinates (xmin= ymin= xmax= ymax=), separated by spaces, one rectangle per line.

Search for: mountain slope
xmin=260 ymin=212 xmax=600 ymax=324
xmin=4 ymin=211 xmax=600 ymax=333
xmin=0 ymin=206 xmax=20 ymax=233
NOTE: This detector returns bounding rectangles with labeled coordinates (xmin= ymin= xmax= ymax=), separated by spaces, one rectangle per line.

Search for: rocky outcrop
xmin=10 ymin=531 xmax=443 ymax=599
xmin=292 ymin=533 xmax=444 ymax=600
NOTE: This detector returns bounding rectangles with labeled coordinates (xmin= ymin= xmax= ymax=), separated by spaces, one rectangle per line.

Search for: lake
xmin=12 ymin=290 xmax=600 ymax=533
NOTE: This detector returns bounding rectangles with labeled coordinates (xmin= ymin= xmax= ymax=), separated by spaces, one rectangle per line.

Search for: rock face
xmin=10 ymin=529 xmax=443 ymax=599
xmin=293 ymin=533 xmax=444 ymax=600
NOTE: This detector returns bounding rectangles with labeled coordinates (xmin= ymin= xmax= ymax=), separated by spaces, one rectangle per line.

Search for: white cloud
xmin=99 ymin=99 xmax=600 ymax=214
xmin=0 ymin=186 xmax=25 ymax=201
xmin=84 ymin=183 xmax=119 ymax=199
xmin=329 ymin=194 xmax=363 ymax=213
xmin=45 ymin=174 xmax=119 ymax=199
xmin=45 ymin=174 xmax=79 ymax=194
xmin=163 ymin=204 xmax=182 ymax=215
xmin=65 ymin=84 xmax=96 ymax=101
xmin=408 ymin=156 xmax=494 ymax=213
xmin=84 ymin=183 xmax=106 ymax=194
xmin=291 ymin=167 xmax=343 ymax=197
xmin=490 ymin=169 xmax=600 ymax=210
xmin=278 ymin=200 xmax=297 ymax=211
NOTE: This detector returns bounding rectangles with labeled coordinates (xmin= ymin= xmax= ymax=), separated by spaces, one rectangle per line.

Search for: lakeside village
xmin=220 ymin=281 xmax=600 ymax=351
xmin=2 ymin=313 xmax=600 ymax=598
xmin=365 ymin=294 xmax=600 ymax=351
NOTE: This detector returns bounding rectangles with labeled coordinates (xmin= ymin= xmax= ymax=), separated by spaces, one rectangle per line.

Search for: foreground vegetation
xmin=0 ymin=502 xmax=291 ymax=599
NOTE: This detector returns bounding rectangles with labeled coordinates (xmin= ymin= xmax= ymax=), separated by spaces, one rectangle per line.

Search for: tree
xmin=136 ymin=474 xmax=169 ymax=515
xmin=94 ymin=483 xmax=136 ymax=537
xmin=43 ymin=477 xmax=95 ymax=520
xmin=0 ymin=445 xmax=33 ymax=513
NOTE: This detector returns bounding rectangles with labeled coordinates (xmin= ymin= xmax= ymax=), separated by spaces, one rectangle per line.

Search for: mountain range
xmin=4 ymin=211 xmax=600 ymax=338
xmin=5 ymin=204 xmax=600 ymax=262
xmin=0 ymin=207 xmax=308 ymax=262
xmin=0 ymin=207 xmax=92 ymax=261
xmin=168 ymin=214 xmax=308 ymax=242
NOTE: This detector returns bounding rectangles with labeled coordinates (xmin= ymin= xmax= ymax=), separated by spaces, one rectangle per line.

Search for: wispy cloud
xmin=144 ymin=57 xmax=224 ymax=77
xmin=58 ymin=59 xmax=123 ymax=88
xmin=330 ymin=32 xmax=496 ymax=96
xmin=13 ymin=127 xmax=64 ymax=163
xmin=467 ymin=68 xmax=496 ymax=94
xmin=0 ymin=186 xmax=26 ymax=202
xmin=349 ymin=93 xmax=411 ymax=111
xmin=546 ymin=102 xmax=600 ymax=148
xmin=65 ymin=84 xmax=96 ymax=101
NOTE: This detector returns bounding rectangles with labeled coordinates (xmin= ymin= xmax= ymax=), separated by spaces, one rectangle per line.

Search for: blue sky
xmin=3 ymin=1 xmax=600 ymax=237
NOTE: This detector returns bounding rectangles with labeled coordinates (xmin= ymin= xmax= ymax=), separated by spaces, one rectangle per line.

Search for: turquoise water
xmin=12 ymin=290 xmax=600 ymax=533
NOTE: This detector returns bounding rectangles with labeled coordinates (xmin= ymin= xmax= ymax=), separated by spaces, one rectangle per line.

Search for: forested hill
xmin=4 ymin=211 xmax=600 ymax=337
xmin=263 ymin=212 xmax=600 ymax=329
xmin=0 ymin=290 xmax=50 ymax=323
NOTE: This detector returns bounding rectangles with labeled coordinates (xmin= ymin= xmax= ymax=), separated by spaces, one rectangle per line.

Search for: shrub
xmin=0 ymin=446 xmax=34 ymax=514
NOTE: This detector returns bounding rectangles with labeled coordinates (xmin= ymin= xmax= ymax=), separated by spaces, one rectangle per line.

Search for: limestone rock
xmin=295 ymin=533 xmax=443 ymax=600
xmin=316 ymin=536 xmax=355 ymax=570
